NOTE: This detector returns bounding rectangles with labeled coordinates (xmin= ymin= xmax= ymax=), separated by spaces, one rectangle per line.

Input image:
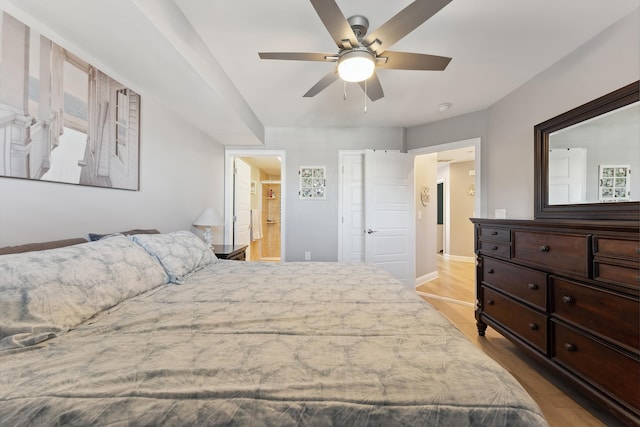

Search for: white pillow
xmin=131 ymin=231 xmax=217 ymax=284
xmin=0 ymin=234 xmax=168 ymax=350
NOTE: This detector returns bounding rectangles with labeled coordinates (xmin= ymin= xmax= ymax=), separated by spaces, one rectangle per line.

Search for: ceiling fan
xmin=259 ymin=0 xmax=453 ymax=102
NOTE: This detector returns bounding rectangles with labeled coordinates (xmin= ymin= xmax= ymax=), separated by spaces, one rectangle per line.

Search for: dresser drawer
xmin=478 ymin=226 xmax=510 ymax=242
xmin=552 ymin=321 xmax=640 ymax=411
xmin=594 ymin=260 xmax=640 ymax=289
xmin=551 ymin=277 xmax=639 ymax=351
xmin=482 ymin=258 xmax=547 ymax=310
xmin=482 ymin=287 xmax=547 ymax=353
xmin=513 ymin=230 xmax=589 ymax=277
xmin=478 ymin=241 xmax=511 ymax=258
xmin=593 ymin=236 xmax=640 ymax=262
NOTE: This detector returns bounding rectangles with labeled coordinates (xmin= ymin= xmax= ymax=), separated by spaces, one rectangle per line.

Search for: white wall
xmin=407 ymin=10 xmax=639 ymax=219
xmin=235 ymin=126 xmax=404 ymax=261
xmin=485 ymin=10 xmax=639 ymax=219
xmin=0 ymin=98 xmax=225 ymax=246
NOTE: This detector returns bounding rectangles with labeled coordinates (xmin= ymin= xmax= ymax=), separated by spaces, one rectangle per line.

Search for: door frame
xmin=224 ymin=149 xmax=286 ymax=261
xmin=410 ymin=137 xmax=483 ymax=256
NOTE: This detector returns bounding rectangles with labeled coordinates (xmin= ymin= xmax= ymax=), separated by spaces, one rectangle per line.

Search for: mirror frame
xmin=534 ymin=81 xmax=639 ymax=221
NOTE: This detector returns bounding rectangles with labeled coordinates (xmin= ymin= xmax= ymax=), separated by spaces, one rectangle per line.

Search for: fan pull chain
xmin=364 ymin=79 xmax=368 ymax=113
xmin=343 ymin=80 xmax=347 ymax=100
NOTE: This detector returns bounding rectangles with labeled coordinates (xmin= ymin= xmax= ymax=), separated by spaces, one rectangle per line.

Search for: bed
xmin=0 ymin=232 xmax=549 ymax=426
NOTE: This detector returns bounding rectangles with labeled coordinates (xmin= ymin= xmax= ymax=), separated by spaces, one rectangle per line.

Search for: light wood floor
xmin=416 ymin=257 xmax=626 ymax=427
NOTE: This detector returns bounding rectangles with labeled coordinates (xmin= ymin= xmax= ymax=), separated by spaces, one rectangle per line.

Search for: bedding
xmin=131 ymin=231 xmax=217 ymax=283
xmin=0 ymin=235 xmax=168 ymax=350
xmin=0 ymin=235 xmax=548 ymax=426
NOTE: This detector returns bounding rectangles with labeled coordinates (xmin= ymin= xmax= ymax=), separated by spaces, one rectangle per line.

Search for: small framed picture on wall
xmin=299 ymin=166 xmax=326 ymax=199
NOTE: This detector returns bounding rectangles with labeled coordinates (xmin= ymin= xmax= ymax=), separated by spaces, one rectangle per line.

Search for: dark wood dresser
xmin=471 ymin=218 xmax=639 ymax=425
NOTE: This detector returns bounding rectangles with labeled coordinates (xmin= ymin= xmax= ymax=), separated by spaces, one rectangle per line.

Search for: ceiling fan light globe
xmin=337 ymin=50 xmax=375 ymax=82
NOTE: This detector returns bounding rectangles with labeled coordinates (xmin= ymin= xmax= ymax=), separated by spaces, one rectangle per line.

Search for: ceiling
xmin=242 ymin=157 xmax=282 ymax=177
xmin=5 ymin=0 xmax=639 ymax=146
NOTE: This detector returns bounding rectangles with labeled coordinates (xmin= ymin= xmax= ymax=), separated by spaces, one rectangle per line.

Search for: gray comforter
xmin=0 ymin=260 xmax=548 ymax=426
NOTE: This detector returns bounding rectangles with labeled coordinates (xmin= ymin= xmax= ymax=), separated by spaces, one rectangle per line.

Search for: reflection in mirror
xmin=548 ymin=102 xmax=639 ymax=205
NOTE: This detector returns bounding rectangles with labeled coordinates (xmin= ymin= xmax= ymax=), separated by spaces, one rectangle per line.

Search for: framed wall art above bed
xmin=0 ymin=11 xmax=140 ymax=191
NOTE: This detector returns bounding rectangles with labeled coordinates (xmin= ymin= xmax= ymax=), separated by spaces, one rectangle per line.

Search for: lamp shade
xmin=337 ymin=50 xmax=375 ymax=83
xmin=193 ymin=208 xmax=223 ymax=227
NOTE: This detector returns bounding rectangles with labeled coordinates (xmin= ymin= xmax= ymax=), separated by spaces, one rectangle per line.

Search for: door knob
xmin=366 ymin=229 xmax=378 ymax=234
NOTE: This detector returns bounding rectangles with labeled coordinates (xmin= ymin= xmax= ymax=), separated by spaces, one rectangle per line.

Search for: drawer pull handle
xmin=538 ymin=245 xmax=550 ymax=252
xmin=528 ymin=323 xmax=539 ymax=331
xmin=564 ymin=343 xmax=577 ymax=352
xmin=491 ymin=246 xmax=498 ymax=250
xmin=487 ymin=269 xmax=495 ymax=274
xmin=491 ymin=231 xmax=498 ymax=235
xmin=562 ymin=295 xmax=574 ymax=305
xmin=528 ymin=283 xmax=538 ymax=290
xmin=487 ymin=300 xmax=495 ymax=306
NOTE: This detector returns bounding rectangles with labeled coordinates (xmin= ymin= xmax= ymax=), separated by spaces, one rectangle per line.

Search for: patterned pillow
xmin=131 ymin=231 xmax=217 ymax=284
xmin=0 ymin=234 xmax=168 ymax=350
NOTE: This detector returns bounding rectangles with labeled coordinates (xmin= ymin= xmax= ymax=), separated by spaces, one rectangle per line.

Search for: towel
xmin=251 ymin=209 xmax=262 ymax=241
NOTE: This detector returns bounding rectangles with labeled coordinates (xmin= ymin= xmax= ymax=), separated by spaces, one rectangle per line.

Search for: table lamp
xmin=193 ymin=207 xmax=223 ymax=245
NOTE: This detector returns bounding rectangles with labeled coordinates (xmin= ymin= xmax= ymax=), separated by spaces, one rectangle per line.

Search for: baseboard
xmin=415 ymin=271 xmax=439 ymax=288
xmin=415 ymin=291 xmax=474 ymax=308
xmin=442 ymin=254 xmax=475 ymax=263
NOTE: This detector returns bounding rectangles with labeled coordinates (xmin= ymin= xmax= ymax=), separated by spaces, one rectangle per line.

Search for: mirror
xmin=535 ymin=81 xmax=639 ymax=220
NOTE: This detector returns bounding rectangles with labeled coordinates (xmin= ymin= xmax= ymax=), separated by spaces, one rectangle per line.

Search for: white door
xmin=233 ymin=158 xmax=251 ymax=246
xmin=548 ymin=148 xmax=587 ymax=204
xmin=364 ymin=149 xmax=414 ymax=286
xmin=339 ymin=152 xmax=365 ymax=262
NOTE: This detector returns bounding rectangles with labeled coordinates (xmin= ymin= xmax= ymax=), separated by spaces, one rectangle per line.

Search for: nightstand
xmin=212 ymin=244 xmax=248 ymax=261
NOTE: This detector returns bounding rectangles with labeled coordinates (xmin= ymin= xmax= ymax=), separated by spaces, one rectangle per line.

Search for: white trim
xmin=442 ymin=254 xmax=476 ymax=263
xmin=225 ymin=149 xmax=286 ymax=261
xmin=415 ymin=291 xmax=475 ymax=308
xmin=415 ymin=271 xmax=439 ymax=287
xmin=337 ymin=150 xmax=365 ymax=261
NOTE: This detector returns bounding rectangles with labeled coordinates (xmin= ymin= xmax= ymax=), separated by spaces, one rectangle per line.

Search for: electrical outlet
xmin=304 ymin=251 xmax=311 ymax=261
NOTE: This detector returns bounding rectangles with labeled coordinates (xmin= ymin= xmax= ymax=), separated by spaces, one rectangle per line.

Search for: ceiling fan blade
xmin=376 ymin=51 xmax=451 ymax=71
xmin=309 ymin=0 xmax=359 ymax=48
xmin=303 ymin=71 xmax=339 ymax=97
xmin=364 ymin=0 xmax=452 ymax=54
xmin=358 ymin=73 xmax=384 ymax=101
xmin=259 ymin=52 xmax=336 ymax=62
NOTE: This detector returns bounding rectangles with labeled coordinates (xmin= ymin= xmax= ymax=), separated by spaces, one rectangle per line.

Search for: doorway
xmin=225 ymin=150 xmax=286 ymax=261
xmin=411 ymin=138 xmax=480 ymax=303
xmin=413 ymin=138 xmax=480 ymax=263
